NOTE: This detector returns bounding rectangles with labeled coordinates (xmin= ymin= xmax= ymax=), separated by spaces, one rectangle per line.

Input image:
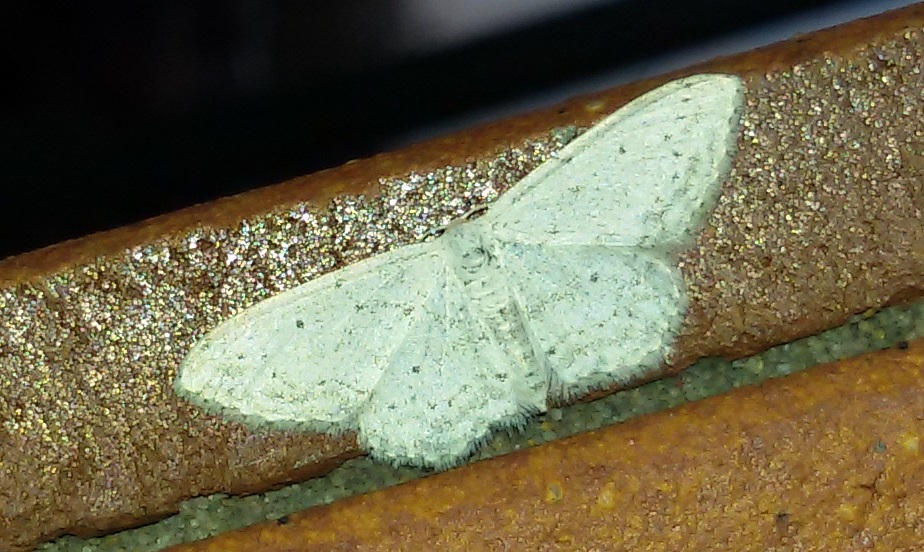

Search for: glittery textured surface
xmin=0 ymin=131 xmax=576 ymax=549
xmin=3 ymin=21 xmax=924 ymax=552
xmin=672 ymin=29 xmax=924 ymax=368
xmin=39 ymin=300 xmax=924 ymax=552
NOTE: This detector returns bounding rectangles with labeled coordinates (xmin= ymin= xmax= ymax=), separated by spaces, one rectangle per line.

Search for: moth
xmin=176 ymin=73 xmax=745 ymax=469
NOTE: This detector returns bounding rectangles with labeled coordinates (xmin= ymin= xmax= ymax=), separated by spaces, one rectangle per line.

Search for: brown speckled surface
xmin=671 ymin=37 xmax=924 ymax=368
xmin=1 ymin=6 xmax=923 ymax=551
xmin=169 ymin=339 xmax=924 ymax=551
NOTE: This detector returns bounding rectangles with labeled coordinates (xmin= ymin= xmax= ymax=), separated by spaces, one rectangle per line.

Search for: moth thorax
xmin=443 ymin=225 xmax=493 ymax=279
xmin=444 ymin=225 xmax=545 ymax=405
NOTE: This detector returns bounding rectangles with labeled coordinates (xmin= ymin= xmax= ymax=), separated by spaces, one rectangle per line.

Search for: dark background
xmin=0 ymin=1 xmax=911 ymax=259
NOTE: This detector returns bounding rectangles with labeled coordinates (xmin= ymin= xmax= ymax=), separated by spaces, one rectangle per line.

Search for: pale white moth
xmin=176 ymin=73 xmax=745 ymax=469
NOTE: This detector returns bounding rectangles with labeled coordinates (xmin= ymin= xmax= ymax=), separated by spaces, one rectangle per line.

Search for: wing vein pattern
xmin=176 ymin=73 xmax=745 ymax=468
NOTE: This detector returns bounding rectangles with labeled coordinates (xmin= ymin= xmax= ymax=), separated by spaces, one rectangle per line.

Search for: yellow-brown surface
xmin=171 ymin=339 xmax=924 ymax=551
